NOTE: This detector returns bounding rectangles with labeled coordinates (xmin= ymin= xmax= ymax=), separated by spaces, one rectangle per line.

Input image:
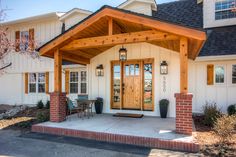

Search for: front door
xmin=123 ymin=61 xmax=141 ymax=110
xmin=111 ymin=58 xmax=154 ymax=111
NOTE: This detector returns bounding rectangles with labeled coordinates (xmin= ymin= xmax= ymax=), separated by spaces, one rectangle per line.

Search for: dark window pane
xmin=70 ymin=72 xmax=78 ymax=82
xmin=29 ymin=73 xmax=36 ymax=83
xmin=29 ymin=84 xmax=36 ymax=93
xmin=233 ymin=65 xmax=236 ymax=84
xmin=70 ymin=83 xmax=78 ymax=93
xmin=215 ymin=66 xmax=225 ymax=83
xmin=81 ymin=71 xmax=87 ymax=82
xmin=38 ymin=84 xmax=45 ymax=93
xmin=113 ymin=65 xmax=121 ymax=103
xmin=38 ymin=73 xmax=45 ymax=83
xmin=81 ymin=83 xmax=87 ymax=94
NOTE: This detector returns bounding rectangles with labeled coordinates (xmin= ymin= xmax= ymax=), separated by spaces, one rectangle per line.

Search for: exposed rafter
xmin=62 ymin=53 xmax=90 ymax=65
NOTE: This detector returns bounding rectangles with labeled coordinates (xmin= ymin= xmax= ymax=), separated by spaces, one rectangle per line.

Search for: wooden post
xmin=54 ymin=49 xmax=62 ymax=93
xmin=108 ymin=17 xmax=113 ymax=36
xmin=180 ymin=37 xmax=188 ymax=93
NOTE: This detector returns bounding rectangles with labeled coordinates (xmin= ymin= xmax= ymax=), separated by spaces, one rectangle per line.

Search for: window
xmin=232 ymin=65 xmax=236 ymax=84
xmin=20 ymin=31 xmax=29 ymax=51
xmin=215 ymin=66 xmax=225 ymax=84
xmin=215 ymin=0 xmax=236 ymax=20
xmin=29 ymin=73 xmax=45 ymax=93
xmin=70 ymin=72 xmax=78 ymax=94
xmin=144 ymin=63 xmax=153 ymax=110
xmin=80 ymin=71 xmax=87 ymax=94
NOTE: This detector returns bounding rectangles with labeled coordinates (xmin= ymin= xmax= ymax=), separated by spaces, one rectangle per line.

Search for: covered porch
xmin=36 ymin=6 xmax=206 ymax=139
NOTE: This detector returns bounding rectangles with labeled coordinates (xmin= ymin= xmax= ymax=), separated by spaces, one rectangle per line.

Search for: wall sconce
xmin=119 ymin=46 xmax=127 ymax=61
xmin=160 ymin=61 xmax=168 ymax=75
xmin=96 ymin=64 xmax=104 ymax=76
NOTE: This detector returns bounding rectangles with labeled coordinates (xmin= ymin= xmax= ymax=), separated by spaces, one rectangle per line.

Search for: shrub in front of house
xmin=45 ymin=100 xmax=50 ymax=109
xmin=227 ymin=104 xmax=236 ymax=116
xmin=36 ymin=111 xmax=50 ymax=122
xmin=213 ymin=115 xmax=236 ymax=144
xmin=37 ymin=100 xmax=44 ymax=109
xmin=202 ymin=102 xmax=221 ymax=127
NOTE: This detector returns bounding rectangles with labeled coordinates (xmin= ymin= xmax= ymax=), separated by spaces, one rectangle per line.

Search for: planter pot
xmin=95 ymin=97 xmax=103 ymax=114
xmin=159 ymin=99 xmax=169 ymax=118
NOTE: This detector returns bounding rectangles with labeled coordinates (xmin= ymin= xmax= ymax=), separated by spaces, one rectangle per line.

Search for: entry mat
xmin=113 ymin=113 xmax=144 ymax=118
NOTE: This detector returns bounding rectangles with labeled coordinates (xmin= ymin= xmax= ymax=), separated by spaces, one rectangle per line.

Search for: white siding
xmin=64 ymin=13 xmax=89 ymax=30
xmin=88 ymin=43 xmax=180 ymax=117
xmin=121 ymin=1 xmax=153 ymax=16
xmin=203 ymin=0 xmax=236 ymax=28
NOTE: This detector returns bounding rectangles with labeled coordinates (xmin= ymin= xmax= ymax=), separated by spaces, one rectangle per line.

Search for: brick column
xmin=50 ymin=92 xmax=67 ymax=122
xmin=175 ymin=93 xmax=193 ymax=135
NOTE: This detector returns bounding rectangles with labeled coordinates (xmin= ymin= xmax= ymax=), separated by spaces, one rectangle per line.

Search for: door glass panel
xmin=130 ymin=64 xmax=134 ymax=76
xmin=113 ymin=65 xmax=121 ymax=103
xmin=135 ymin=64 xmax=140 ymax=75
xmin=125 ymin=65 xmax=129 ymax=76
xmin=144 ymin=63 xmax=153 ymax=110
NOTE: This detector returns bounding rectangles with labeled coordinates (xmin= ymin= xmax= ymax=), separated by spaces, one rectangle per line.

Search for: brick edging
xmin=32 ymin=125 xmax=200 ymax=153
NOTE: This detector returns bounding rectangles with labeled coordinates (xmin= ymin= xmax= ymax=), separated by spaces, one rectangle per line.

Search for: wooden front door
xmin=123 ymin=61 xmax=142 ymax=110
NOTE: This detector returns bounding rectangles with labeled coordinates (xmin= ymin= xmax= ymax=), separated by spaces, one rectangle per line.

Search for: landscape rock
xmin=0 ymin=105 xmax=27 ymax=120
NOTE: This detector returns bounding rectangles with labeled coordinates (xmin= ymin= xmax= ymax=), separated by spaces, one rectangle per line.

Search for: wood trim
xmin=39 ymin=7 xmax=206 ymax=56
xmin=108 ymin=17 xmax=113 ymax=35
xmin=207 ymin=64 xmax=214 ymax=85
xmin=54 ymin=49 xmax=62 ymax=92
xmin=110 ymin=58 xmax=154 ymax=111
xmin=25 ymin=73 xmax=28 ymax=94
xmin=15 ymin=31 xmax=20 ymax=52
xmin=62 ymin=53 xmax=90 ymax=65
xmin=45 ymin=72 xmax=49 ymax=94
xmin=61 ymin=30 xmax=179 ymax=51
xmin=65 ymin=70 xmax=70 ymax=94
xmin=180 ymin=37 xmax=188 ymax=93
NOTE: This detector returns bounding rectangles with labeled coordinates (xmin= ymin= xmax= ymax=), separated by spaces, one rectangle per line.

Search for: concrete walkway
xmin=0 ymin=129 xmax=202 ymax=157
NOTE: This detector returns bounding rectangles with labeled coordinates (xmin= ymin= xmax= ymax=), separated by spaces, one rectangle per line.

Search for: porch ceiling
xmin=39 ymin=6 xmax=207 ymax=64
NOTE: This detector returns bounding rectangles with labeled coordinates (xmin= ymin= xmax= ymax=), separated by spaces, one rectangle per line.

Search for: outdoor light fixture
xmin=160 ymin=61 xmax=168 ymax=75
xmin=96 ymin=64 xmax=104 ymax=76
xmin=119 ymin=46 xmax=127 ymax=61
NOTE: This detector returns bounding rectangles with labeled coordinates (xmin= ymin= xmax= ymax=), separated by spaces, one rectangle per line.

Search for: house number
xmin=163 ymin=76 xmax=166 ymax=93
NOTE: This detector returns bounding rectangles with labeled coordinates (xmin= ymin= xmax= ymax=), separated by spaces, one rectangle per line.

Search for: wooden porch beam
xmin=61 ymin=30 xmax=179 ymax=51
xmin=62 ymin=53 xmax=90 ymax=65
xmin=180 ymin=37 xmax=188 ymax=93
xmin=54 ymin=49 xmax=62 ymax=93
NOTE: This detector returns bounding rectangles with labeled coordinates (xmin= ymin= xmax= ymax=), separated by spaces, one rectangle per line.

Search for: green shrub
xmin=17 ymin=121 xmax=32 ymax=128
xmin=202 ymin=102 xmax=221 ymax=127
xmin=227 ymin=104 xmax=236 ymax=116
xmin=36 ymin=111 xmax=50 ymax=122
xmin=37 ymin=100 xmax=44 ymax=109
xmin=45 ymin=100 xmax=50 ymax=109
xmin=213 ymin=115 xmax=236 ymax=144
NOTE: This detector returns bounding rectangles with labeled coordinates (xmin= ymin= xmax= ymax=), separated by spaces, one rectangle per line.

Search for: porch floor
xmin=34 ymin=114 xmax=194 ymax=142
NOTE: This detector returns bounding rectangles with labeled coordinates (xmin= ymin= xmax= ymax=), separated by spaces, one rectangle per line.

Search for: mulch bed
xmin=0 ymin=106 xmax=49 ymax=132
xmin=193 ymin=116 xmax=236 ymax=157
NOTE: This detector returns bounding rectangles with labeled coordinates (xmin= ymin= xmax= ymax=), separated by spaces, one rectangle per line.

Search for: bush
xmin=227 ymin=104 xmax=236 ymax=116
xmin=45 ymin=100 xmax=50 ymax=109
xmin=36 ymin=111 xmax=50 ymax=122
xmin=202 ymin=102 xmax=221 ymax=127
xmin=213 ymin=115 xmax=236 ymax=144
xmin=37 ymin=100 xmax=44 ymax=109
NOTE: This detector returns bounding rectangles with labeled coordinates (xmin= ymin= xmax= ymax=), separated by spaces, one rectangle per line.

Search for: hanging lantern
xmin=96 ymin=64 xmax=104 ymax=76
xmin=160 ymin=61 xmax=168 ymax=75
xmin=119 ymin=46 xmax=127 ymax=61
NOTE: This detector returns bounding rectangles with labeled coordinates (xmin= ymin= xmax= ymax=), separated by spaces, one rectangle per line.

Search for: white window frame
xmin=214 ymin=65 xmax=226 ymax=85
xmin=69 ymin=70 xmax=88 ymax=95
xmin=232 ymin=64 xmax=236 ymax=84
xmin=28 ymin=73 xmax=46 ymax=94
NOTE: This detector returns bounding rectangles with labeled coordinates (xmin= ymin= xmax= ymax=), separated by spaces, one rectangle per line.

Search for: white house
xmin=0 ymin=0 xmax=235 ymax=120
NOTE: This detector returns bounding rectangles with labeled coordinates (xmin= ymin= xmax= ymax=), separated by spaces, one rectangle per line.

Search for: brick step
xmin=32 ymin=125 xmax=200 ymax=153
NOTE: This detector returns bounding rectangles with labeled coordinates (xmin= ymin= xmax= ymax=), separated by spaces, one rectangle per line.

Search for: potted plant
xmin=159 ymin=99 xmax=169 ymax=118
xmin=95 ymin=97 xmax=103 ymax=114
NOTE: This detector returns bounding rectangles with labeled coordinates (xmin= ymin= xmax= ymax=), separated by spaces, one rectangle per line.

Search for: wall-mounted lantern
xmin=160 ymin=61 xmax=168 ymax=75
xmin=96 ymin=64 xmax=104 ymax=76
xmin=119 ymin=46 xmax=127 ymax=61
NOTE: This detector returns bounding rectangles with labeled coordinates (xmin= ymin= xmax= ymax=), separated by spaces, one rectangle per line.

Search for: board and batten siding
xmin=88 ymin=42 xmax=180 ymax=117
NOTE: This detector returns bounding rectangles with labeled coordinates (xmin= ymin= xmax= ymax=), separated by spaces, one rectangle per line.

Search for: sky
xmin=1 ymin=0 xmax=175 ymax=22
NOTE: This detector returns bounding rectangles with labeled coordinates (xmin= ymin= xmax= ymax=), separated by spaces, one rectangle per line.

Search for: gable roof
xmin=59 ymin=8 xmax=92 ymax=21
